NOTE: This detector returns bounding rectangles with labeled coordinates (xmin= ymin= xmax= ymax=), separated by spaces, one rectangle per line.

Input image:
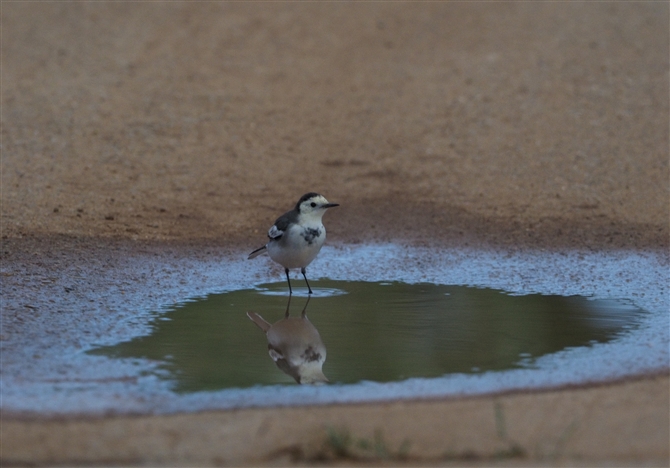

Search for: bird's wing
xmin=268 ymin=210 xmax=297 ymax=240
xmin=268 ymin=344 xmax=285 ymax=362
xmin=267 ymin=224 xmax=283 ymax=240
xmin=268 ymin=345 xmax=301 ymax=384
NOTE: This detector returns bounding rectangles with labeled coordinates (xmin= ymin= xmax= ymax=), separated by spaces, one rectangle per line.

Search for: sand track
xmin=2 ymin=3 xmax=668 ymax=465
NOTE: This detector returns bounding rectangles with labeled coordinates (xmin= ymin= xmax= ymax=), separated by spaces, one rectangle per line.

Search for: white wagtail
xmin=248 ymin=192 xmax=339 ymax=294
xmin=246 ymin=296 xmax=328 ymax=384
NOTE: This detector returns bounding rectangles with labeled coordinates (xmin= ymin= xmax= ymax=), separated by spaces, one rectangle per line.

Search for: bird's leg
xmin=301 ymin=267 xmax=313 ymax=294
xmin=285 ymin=268 xmax=293 ymax=295
xmin=284 ymin=294 xmax=292 ymax=318
xmin=301 ymin=295 xmax=311 ymax=318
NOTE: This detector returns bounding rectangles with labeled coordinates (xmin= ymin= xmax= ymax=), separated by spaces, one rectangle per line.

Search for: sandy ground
xmin=1 ymin=2 xmax=668 ymax=466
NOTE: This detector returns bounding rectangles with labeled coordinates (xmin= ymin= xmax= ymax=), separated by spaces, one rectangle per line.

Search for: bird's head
xmin=297 ymin=361 xmax=329 ymax=385
xmin=295 ymin=193 xmax=339 ymax=217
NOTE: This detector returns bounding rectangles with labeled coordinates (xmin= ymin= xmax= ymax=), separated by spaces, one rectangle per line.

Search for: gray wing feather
xmin=268 ymin=210 xmax=298 ymax=240
xmin=268 ymin=225 xmax=283 ymax=240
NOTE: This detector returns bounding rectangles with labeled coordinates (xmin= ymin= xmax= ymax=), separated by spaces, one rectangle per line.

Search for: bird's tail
xmin=247 ymin=245 xmax=267 ymax=260
xmin=246 ymin=311 xmax=271 ymax=332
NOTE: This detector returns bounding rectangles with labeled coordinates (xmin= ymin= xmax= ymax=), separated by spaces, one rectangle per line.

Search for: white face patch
xmin=299 ymin=195 xmax=330 ymax=216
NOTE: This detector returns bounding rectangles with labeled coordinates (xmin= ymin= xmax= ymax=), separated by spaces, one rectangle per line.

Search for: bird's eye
xmin=310 ymin=202 xmax=317 ymax=207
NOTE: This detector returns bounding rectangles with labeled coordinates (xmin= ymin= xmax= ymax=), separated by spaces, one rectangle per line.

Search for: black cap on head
xmin=298 ymin=192 xmax=321 ymax=202
xmin=295 ymin=192 xmax=321 ymax=210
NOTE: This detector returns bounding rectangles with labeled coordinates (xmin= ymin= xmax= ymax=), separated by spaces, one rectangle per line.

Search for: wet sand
xmin=2 ymin=2 xmax=668 ymax=466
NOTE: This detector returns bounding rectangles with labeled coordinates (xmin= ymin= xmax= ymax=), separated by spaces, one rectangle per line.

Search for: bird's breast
xmin=266 ymin=223 xmax=326 ymax=269
xmin=287 ymin=223 xmax=326 ymax=248
xmin=300 ymin=227 xmax=323 ymax=245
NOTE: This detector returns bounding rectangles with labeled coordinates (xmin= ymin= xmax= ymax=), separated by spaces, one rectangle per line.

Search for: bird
xmin=248 ymin=192 xmax=339 ymax=295
xmin=246 ymin=296 xmax=328 ymax=384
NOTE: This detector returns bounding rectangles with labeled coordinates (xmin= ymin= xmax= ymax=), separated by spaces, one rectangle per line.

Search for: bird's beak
xmin=323 ymin=203 xmax=339 ymax=209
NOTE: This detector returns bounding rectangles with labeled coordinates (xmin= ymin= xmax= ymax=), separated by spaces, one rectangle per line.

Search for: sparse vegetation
xmin=492 ymin=401 xmax=527 ymax=460
xmin=308 ymin=421 xmax=526 ymax=464
xmin=313 ymin=426 xmax=411 ymax=462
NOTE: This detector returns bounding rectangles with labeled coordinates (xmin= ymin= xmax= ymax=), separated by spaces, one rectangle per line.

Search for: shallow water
xmin=91 ymin=280 xmax=644 ymax=392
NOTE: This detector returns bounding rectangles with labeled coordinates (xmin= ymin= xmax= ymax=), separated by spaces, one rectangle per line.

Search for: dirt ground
xmin=1 ymin=2 xmax=668 ymax=466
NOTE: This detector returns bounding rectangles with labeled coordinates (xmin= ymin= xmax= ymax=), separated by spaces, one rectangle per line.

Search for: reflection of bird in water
xmin=247 ymin=296 xmax=328 ymax=384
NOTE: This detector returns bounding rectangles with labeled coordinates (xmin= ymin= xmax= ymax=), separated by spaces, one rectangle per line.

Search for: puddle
xmin=2 ymin=244 xmax=667 ymax=415
xmin=90 ymin=280 xmax=645 ymax=392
